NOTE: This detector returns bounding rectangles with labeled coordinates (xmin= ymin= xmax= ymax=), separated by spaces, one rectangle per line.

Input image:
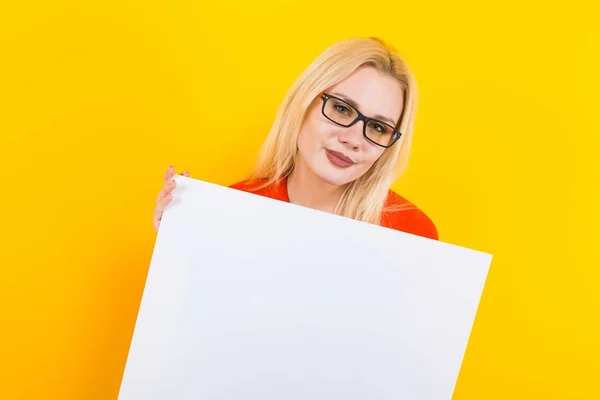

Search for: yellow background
xmin=1 ymin=1 xmax=598 ymax=399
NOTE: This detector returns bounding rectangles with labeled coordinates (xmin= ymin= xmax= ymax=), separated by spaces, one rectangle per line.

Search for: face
xmin=297 ymin=65 xmax=405 ymax=187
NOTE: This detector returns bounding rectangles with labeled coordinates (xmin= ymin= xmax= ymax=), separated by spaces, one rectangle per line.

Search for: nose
xmin=337 ymin=121 xmax=364 ymax=150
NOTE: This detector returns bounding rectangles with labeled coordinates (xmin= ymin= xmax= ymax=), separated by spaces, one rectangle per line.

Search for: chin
xmin=313 ymin=162 xmax=358 ymax=187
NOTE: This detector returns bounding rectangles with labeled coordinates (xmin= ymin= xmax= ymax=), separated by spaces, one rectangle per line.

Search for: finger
xmin=153 ymin=193 xmax=172 ymax=219
xmin=157 ymin=180 xmax=176 ymax=202
xmin=183 ymin=171 xmax=189 ymax=177
xmin=164 ymin=165 xmax=175 ymax=186
xmin=153 ymin=211 xmax=161 ymax=231
xmin=156 ymin=188 xmax=166 ymax=203
xmin=153 ymin=202 xmax=168 ymax=231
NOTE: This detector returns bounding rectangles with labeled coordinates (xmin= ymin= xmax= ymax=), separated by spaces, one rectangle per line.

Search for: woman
xmin=153 ymin=37 xmax=438 ymax=240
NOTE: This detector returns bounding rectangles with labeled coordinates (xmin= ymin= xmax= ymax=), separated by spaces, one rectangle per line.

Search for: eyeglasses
xmin=318 ymin=92 xmax=402 ymax=148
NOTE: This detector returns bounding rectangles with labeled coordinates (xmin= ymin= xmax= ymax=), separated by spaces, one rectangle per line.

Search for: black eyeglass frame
xmin=318 ymin=92 xmax=403 ymax=148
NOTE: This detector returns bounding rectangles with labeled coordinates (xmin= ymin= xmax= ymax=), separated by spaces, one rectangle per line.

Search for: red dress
xmin=229 ymin=176 xmax=439 ymax=241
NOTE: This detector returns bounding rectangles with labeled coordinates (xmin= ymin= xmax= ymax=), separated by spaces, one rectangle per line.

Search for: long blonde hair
xmin=251 ymin=37 xmax=419 ymax=225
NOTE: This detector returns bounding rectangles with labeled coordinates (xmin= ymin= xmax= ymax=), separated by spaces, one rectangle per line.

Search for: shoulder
xmin=380 ymin=190 xmax=439 ymax=241
xmin=228 ymin=179 xmax=266 ymax=192
xmin=228 ymin=178 xmax=288 ymax=201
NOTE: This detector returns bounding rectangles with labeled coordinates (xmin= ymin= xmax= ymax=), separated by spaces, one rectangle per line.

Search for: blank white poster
xmin=118 ymin=176 xmax=492 ymax=400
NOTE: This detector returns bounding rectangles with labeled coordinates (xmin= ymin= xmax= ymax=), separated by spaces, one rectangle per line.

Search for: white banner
xmin=118 ymin=176 xmax=492 ymax=400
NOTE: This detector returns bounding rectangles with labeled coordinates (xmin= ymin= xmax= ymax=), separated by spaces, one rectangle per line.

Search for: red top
xmin=229 ymin=177 xmax=439 ymax=241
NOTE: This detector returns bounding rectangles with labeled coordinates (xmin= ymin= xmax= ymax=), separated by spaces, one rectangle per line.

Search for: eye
xmin=333 ymin=103 xmax=350 ymax=115
xmin=370 ymin=122 xmax=387 ymax=134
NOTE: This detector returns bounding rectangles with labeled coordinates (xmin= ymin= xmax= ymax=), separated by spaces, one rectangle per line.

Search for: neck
xmin=286 ymin=158 xmax=346 ymax=214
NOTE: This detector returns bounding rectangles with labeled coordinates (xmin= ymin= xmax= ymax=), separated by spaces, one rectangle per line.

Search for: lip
xmin=325 ymin=149 xmax=355 ymax=168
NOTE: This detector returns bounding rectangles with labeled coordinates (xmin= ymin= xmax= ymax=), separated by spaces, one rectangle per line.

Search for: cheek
xmin=297 ymin=126 xmax=318 ymax=162
xmin=298 ymin=116 xmax=329 ymax=151
xmin=360 ymin=147 xmax=385 ymax=169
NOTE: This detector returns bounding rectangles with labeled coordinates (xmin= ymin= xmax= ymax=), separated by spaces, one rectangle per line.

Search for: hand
xmin=153 ymin=166 xmax=189 ymax=232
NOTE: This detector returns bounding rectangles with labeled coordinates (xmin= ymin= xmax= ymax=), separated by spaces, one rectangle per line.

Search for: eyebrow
xmin=331 ymin=92 xmax=398 ymax=126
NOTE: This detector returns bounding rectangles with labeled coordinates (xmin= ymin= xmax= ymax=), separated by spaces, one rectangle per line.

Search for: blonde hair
xmin=251 ymin=37 xmax=418 ymax=225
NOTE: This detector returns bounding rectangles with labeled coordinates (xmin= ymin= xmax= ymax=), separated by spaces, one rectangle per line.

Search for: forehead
xmin=326 ymin=65 xmax=404 ymax=125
